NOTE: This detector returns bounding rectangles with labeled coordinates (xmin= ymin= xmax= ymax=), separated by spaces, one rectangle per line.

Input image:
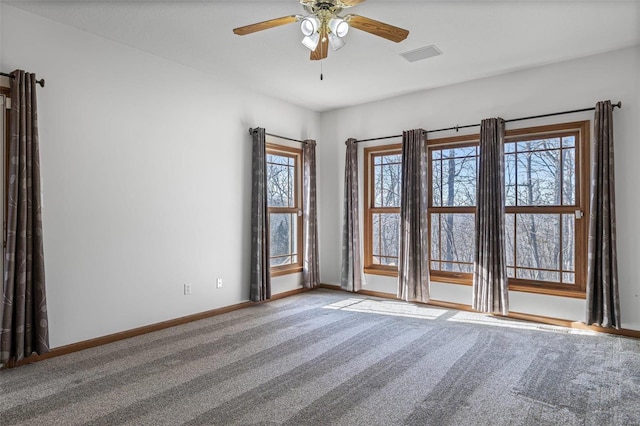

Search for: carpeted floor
xmin=1 ymin=289 xmax=639 ymax=425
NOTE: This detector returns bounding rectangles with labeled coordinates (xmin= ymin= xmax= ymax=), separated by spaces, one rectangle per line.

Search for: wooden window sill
xmin=271 ymin=266 xmax=303 ymax=278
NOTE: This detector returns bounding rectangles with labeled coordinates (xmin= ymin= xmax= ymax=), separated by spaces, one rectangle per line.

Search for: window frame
xmin=266 ymin=143 xmax=303 ymax=277
xmin=502 ymin=121 xmax=589 ymax=297
xmin=363 ymin=144 xmax=402 ymax=277
xmin=427 ymin=134 xmax=480 ymax=285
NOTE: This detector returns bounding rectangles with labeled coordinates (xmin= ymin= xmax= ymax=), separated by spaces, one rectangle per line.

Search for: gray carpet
xmin=1 ymin=289 xmax=639 ymax=425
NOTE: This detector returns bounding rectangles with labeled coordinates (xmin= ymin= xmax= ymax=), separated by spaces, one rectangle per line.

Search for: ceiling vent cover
xmin=400 ymin=45 xmax=442 ymax=63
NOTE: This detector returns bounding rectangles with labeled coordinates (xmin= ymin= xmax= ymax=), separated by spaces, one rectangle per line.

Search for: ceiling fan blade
xmin=233 ymin=15 xmax=299 ymax=36
xmin=310 ymin=28 xmax=329 ymax=61
xmin=346 ymin=14 xmax=409 ymax=42
xmin=338 ymin=0 xmax=367 ymax=6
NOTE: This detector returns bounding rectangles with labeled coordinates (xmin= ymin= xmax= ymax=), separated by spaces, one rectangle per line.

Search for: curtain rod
xmin=355 ymin=101 xmax=622 ymax=143
xmin=248 ymin=128 xmax=306 ymax=144
xmin=0 ymin=72 xmax=46 ymax=88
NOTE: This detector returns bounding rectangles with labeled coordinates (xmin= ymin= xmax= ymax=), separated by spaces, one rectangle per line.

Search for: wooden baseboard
xmin=6 ymin=285 xmax=636 ymax=369
xmin=8 ymin=287 xmax=311 ymax=369
xmin=316 ymin=285 xmax=640 ymax=339
xmin=318 ymin=283 xmax=341 ymax=290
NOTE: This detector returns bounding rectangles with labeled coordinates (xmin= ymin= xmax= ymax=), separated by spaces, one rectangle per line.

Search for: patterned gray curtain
xmin=341 ymin=138 xmax=364 ymax=292
xmin=303 ymin=140 xmax=319 ymax=288
xmin=1 ymin=70 xmax=49 ymax=364
xmin=249 ymin=128 xmax=271 ymax=302
xmin=397 ymin=129 xmax=430 ymax=303
xmin=586 ymin=100 xmax=620 ymax=328
xmin=472 ymin=118 xmax=509 ymax=315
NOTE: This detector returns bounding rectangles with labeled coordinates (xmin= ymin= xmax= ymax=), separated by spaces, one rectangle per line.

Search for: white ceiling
xmin=4 ymin=0 xmax=640 ymax=112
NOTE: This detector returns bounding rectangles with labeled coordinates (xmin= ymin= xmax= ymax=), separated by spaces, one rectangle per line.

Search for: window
xmin=364 ymin=121 xmax=589 ymax=298
xmin=429 ymin=137 xmax=479 ymax=284
xmin=502 ymin=121 xmax=589 ymax=296
xmin=266 ymin=143 xmax=303 ymax=276
xmin=364 ymin=144 xmax=402 ymax=276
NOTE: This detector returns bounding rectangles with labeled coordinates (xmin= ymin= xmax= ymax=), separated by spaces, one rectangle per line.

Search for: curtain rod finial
xmin=613 ymin=101 xmax=621 ymax=109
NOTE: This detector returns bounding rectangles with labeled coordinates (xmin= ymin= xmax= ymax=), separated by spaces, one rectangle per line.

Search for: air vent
xmin=400 ymin=45 xmax=442 ymax=63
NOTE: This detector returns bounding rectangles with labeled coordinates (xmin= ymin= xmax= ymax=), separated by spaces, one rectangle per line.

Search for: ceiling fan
xmin=232 ymin=0 xmax=409 ymax=61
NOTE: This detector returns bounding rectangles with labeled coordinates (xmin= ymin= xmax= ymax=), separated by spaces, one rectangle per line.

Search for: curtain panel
xmin=249 ymin=128 xmax=271 ymax=302
xmin=1 ymin=70 xmax=49 ymax=364
xmin=398 ymin=129 xmax=430 ymax=303
xmin=472 ymin=118 xmax=509 ymax=315
xmin=586 ymin=100 xmax=620 ymax=328
xmin=303 ymin=140 xmax=319 ymax=288
xmin=341 ymin=138 xmax=364 ymax=291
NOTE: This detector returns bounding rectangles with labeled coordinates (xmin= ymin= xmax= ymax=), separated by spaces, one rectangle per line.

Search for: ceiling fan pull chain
xmin=320 ymin=61 xmax=324 ymax=81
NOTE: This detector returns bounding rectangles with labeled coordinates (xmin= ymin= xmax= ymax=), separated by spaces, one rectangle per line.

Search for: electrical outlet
xmin=184 ymin=283 xmax=192 ymax=295
xmin=216 ymin=278 xmax=222 ymax=289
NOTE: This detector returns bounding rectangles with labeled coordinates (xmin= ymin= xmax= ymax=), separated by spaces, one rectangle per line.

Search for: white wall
xmin=319 ymin=46 xmax=640 ymax=330
xmin=1 ymin=5 xmax=320 ymax=348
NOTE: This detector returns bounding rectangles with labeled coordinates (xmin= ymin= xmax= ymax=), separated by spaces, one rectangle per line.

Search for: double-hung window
xmin=429 ymin=137 xmax=479 ymax=284
xmin=266 ymin=143 xmax=303 ymax=276
xmin=364 ymin=144 xmax=402 ymax=276
xmin=502 ymin=121 xmax=589 ymax=296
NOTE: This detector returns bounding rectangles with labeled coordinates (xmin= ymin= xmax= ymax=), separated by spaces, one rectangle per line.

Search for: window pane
xmin=563 ymin=272 xmax=575 ymax=284
xmin=562 ymin=148 xmax=576 ymax=205
xmin=562 ymin=136 xmax=575 ymax=148
xmin=509 ymin=137 xmax=577 ymax=208
xmin=515 ymin=213 xmax=560 ymax=272
xmin=509 ymin=213 xmax=574 ymax=285
xmin=381 ymin=164 xmax=401 ymax=207
xmin=442 ymin=146 xmax=476 ymax=159
xmin=374 ymin=154 xmax=401 ymax=207
xmin=432 ymin=159 xmax=442 ymax=207
xmin=267 ymin=154 xmax=295 ymax=208
xmin=430 ymin=213 xmax=440 ymax=261
xmin=267 ymin=154 xmax=289 ymax=165
xmin=516 ymin=149 xmax=561 ymax=206
xmin=441 ymin=262 xmax=474 ymax=273
xmin=516 ymin=138 xmax=561 ymax=152
xmin=505 ymin=142 xmax=515 ymax=153
xmin=372 ymin=214 xmax=381 ymax=259
xmin=505 ymin=153 xmax=516 ymax=206
xmin=516 ymin=269 xmax=560 ymax=283
xmin=288 ymin=163 xmax=295 ymax=205
xmin=382 ymin=154 xmax=402 ymax=164
xmin=380 ymin=257 xmax=399 ymax=267
xmin=431 ymin=213 xmax=475 ymax=272
xmin=432 ymin=147 xmax=478 ymax=207
xmin=270 ymin=213 xmax=297 ymax=265
xmin=562 ymin=214 xmax=575 ymax=272
xmin=505 ymin=213 xmax=515 ymax=268
xmin=372 ymin=213 xmax=400 ymax=263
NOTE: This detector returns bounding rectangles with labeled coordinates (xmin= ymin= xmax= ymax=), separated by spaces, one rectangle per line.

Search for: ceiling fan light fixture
xmin=300 ymin=16 xmax=320 ymax=37
xmin=302 ymin=32 xmax=320 ymax=51
xmin=329 ymin=17 xmax=349 ymax=38
xmin=328 ymin=33 xmax=346 ymax=51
